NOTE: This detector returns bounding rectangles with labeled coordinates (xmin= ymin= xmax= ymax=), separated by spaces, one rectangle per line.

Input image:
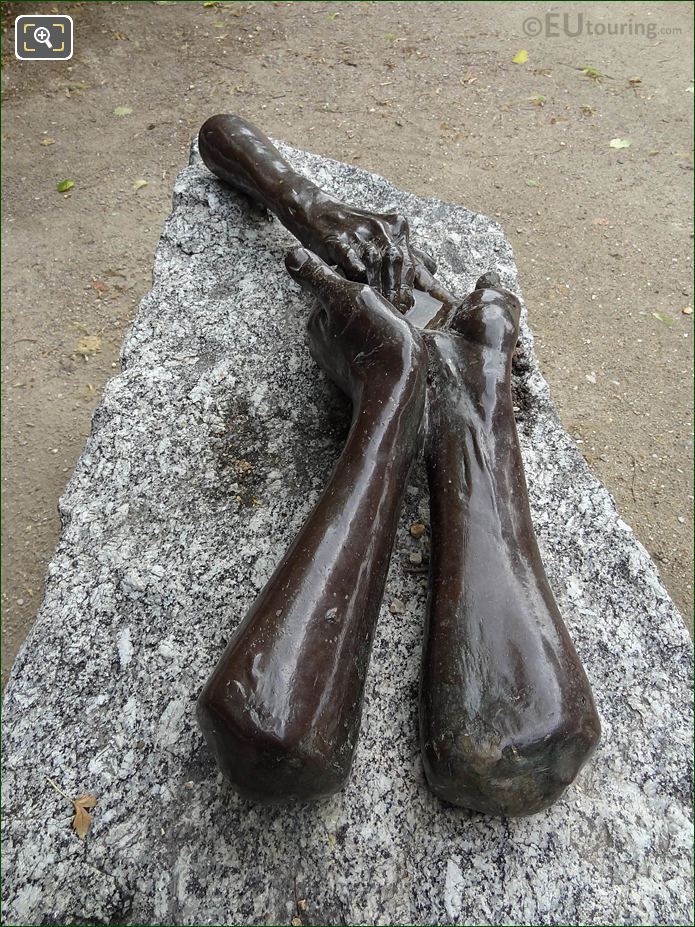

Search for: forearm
xmin=421 ymin=325 xmax=600 ymax=815
xmin=198 ymin=362 xmax=425 ymax=800
xmin=198 ymin=113 xmax=334 ymax=246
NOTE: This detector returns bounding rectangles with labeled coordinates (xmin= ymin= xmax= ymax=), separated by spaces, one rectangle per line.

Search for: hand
xmin=285 ymin=247 xmax=425 ymax=398
xmin=302 ymin=198 xmax=437 ymax=314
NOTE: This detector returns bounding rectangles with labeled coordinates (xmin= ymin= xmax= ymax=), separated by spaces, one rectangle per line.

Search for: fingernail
xmin=285 ymin=247 xmax=310 ymax=274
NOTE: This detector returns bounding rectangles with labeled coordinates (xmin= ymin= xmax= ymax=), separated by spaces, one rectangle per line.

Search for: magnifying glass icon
xmin=34 ymin=26 xmax=53 ymax=49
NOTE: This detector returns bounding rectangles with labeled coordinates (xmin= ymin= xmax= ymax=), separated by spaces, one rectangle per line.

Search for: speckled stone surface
xmin=2 ymin=141 xmax=693 ymax=927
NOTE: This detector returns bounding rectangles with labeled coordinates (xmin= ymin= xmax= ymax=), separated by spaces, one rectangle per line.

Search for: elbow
xmin=197 ymin=678 xmax=353 ymax=803
xmin=421 ymin=705 xmax=601 ymax=817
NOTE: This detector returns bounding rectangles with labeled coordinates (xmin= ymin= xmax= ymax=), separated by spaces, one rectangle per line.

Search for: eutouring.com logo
xmin=522 ymin=13 xmax=681 ymax=40
xmin=15 ymin=14 xmax=73 ymax=61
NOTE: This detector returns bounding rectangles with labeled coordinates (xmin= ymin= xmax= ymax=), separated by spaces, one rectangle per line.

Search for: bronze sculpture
xmin=197 ymin=115 xmax=600 ymax=814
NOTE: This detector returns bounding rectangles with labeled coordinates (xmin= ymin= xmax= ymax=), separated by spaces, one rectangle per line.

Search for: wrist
xmin=357 ymin=342 xmax=427 ymax=423
xmin=276 ymin=180 xmax=331 ymax=243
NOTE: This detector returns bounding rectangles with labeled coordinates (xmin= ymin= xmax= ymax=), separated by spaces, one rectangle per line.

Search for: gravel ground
xmin=2 ymin=0 xmax=693 ymax=685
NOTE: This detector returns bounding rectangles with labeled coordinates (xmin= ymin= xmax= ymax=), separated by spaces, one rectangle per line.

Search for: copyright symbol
xmin=522 ymin=17 xmax=543 ymax=37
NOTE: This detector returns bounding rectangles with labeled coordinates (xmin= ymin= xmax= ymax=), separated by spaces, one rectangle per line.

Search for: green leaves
xmin=512 ymin=49 xmax=529 ymax=64
xmin=56 ymin=179 xmax=74 ymax=193
xmin=652 ymin=312 xmax=674 ymax=326
xmin=113 ymin=105 xmax=133 ymax=117
xmin=581 ymin=66 xmax=602 ymax=81
xmin=132 ymin=179 xmax=148 ymax=191
xmin=609 ymin=138 xmax=631 ymax=149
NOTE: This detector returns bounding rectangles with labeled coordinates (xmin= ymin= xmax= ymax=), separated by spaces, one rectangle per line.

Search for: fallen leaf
xmin=410 ymin=522 xmax=427 ymax=539
xmin=132 ymin=179 xmax=148 ymax=191
xmin=72 ymin=794 xmax=97 ymax=839
xmin=41 ymin=137 xmax=56 ymax=146
xmin=681 ymin=306 xmax=692 ymax=315
xmin=76 ymin=335 xmax=102 ymax=355
xmin=528 ymin=94 xmax=546 ymax=106
xmin=581 ymin=66 xmax=602 ymax=81
xmin=326 ymin=10 xmax=339 ymax=19
xmin=113 ymin=105 xmax=133 ymax=117
xmin=75 ymin=793 xmax=97 ymax=809
xmin=652 ymin=312 xmax=674 ymax=326
xmin=525 ymin=179 xmax=540 ymax=187
xmin=203 ymin=1 xmax=221 ymax=6
xmin=56 ymin=179 xmax=74 ymax=193
xmin=609 ymin=138 xmax=631 ymax=149
xmin=512 ymin=49 xmax=529 ymax=64
xmin=46 ymin=779 xmax=97 ymax=840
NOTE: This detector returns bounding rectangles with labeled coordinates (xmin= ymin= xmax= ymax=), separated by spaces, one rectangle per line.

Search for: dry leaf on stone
xmin=132 ymin=179 xmax=148 ymax=191
xmin=72 ymin=794 xmax=97 ymax=839
xmin=41 ymin=137 xmax=56 ymax=146
xmin=46 ymin=778 xmax=97 ymax=840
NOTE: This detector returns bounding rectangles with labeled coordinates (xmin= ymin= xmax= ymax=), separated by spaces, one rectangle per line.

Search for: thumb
xmin=285 ymin=247 xmax=348 ymax=299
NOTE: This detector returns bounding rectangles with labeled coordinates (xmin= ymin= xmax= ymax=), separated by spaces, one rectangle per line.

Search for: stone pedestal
xmin=2 ymin=142 xmax=692 ymax=926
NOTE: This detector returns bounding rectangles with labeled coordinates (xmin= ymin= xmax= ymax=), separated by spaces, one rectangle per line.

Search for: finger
xmin=412 ymin=246 xmax=437 ymax=274
xmin=339 ymin=245 xmax=368 ymax=282
xmin=361 ymin=243 xmax=382 ymax=290
xmin=381 ymin=246 xmax=404 ymax=307
xmin=414 ymin=261 xmax=436 ymax=292
xmin=382 ymin=211 xmax=409 ymax=242
xmin=285 ymin=247 xmax=353 ymax=301
xmin=397 ymin=285 xmax=415 ymax=312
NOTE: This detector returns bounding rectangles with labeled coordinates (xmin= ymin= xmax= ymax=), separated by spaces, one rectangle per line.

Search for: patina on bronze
xmin=198 ymin=114 xmax=442 ymax=315
xmin=198 ymin=249 xmax=426 ymax=801
xmin=421 ymin=275 xmax=601 ymax=815
xmin=197 ymin=114 xmax=600 ymax=812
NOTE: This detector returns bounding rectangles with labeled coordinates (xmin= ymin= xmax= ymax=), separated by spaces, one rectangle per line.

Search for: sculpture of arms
xmin=198 ymin=248 xmax=426 ymax=801
xmin=420 ymin=275 xmax=601 ymax=815
xmin=199 ymin=114 xmax=436 ymax=312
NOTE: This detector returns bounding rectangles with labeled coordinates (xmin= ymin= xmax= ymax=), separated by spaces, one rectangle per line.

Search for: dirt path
xmin=2 ymin=1 xmax=693 ymax=684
